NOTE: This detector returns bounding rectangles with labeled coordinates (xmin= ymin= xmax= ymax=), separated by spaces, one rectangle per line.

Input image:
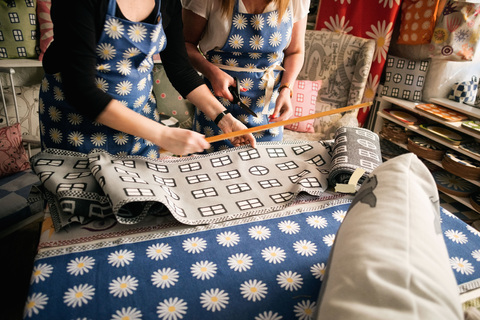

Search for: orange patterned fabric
xmin=397 ymin=0 xmax=440 ymax=45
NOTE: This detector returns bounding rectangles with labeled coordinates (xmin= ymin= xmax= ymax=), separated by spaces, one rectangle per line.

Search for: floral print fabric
xmin=39 ymin=0 xmax=166 ymax=157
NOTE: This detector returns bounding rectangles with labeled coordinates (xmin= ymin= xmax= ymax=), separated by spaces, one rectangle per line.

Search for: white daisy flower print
xmin=138 ymin=61 xmax=151 ymax=73
xmin=90 ymin=132 xmax=107 ymax=147
xmin=132 ymin=142 xmax=141 ymax=154
xmin=67 ymin=256 xmax=95 ymax=276
xmin=217 ymin=231 xmax=240 ymax=247
xmin=254 ymin=131 xmax=265 ymax=139
xmin=157 ymin=297 xmax=188 ymax=320
xmin=211 ymin=55 xmax=222 ymax=65
xmin=96 ymin=63 xmax=111 ymax=73
xmin=255 ymin=311 xmax=283 ymax=320
xmin=49 ymin=128 xmax=62 ymax=144
xmin=310 ymin=263 xmax=326 ymax=280
xmin=269 ymin=32 xmax=282 ymax=47
xmin=116 ymin=80 xmax=133 ymax=96
xmin=262 ymin=246 xmax=286 ymax=264
xmin=450 ymin=257 xmax=474 ymax=275
xmin=306 ymin=216 xmax=328 ymax=229
xmin=270 ymin=127 xmax=281 ymax=137
xmin=204 ymin=126 xmax=215 ymax=138
xmin=228 ymin=253 xmax=253 ymax=272
xmin=467 ymin=225 xmax=480 ymax=237
xmin=128 ymin=24 xmax=147 ymax=42
xmin=324 ymin=15 xmax=353 ymax=34
xmin=229 ymin=34 xmax=244 ymax=50
xmin=191 ymin=260 xmax=217 ymax=280
xmin=31 ymin=263 xmax=53 ymax=284
xmin=244 ymin=63 xmax=257 ymax=70
xmin=248 ymin=225 xmax=271 ymax=240
xmin=147 ymin=149 xmax=158 ymax=159
xmin=152 ymin=267 xmax=179 ymax=289
xmin=472 ymin=250 xmax=480 ymax=261
xmin=116 ymin=59 xmax=132 ymax=76
xmin=67 ymin=113 xmax=83 ymax=126
xmin=111 ymin=307 xmax=142 ymax=320
xmin=137 ymin=78 xmax=147 ymax=91
xmin=41 ymin=77 xmax=49 ymax=92
xmin=282 ymin=9 xmax=291 ymax=23
xmin=251 ymin=14 xmax=264 ymax=31
xmin=109 ymin=275 xmax=138 ymax=298
xmin=294 ymin=300 xmax=316 ymax=320
xmin=445 ymin=230 xmax=468 ymax=244
xmin=332 ymin=210 xmax=346 ymax=222
xmin=267 ymin=12 xmax=279 ymax=27
xmin=95 ymin=77 xmax=109 ymax=92
xmin=134 ymin=95 xmax=146 ymax=109
xmin=323 ymin=234 xmax=336 ymax=247
xmin=267 ymin=52 xmax=280 ymax=64
xmin=256 ymin=96 xmax=265 ymax=108
xmin=365 ymin=20 xmax=394 ymax=63
xmin=147 ymin=243 xmax=172 ymax=261
xmin=226 ymin=58 xmax=239 ymax=67
xmin=108 ymin=249 xmax=135 ymax=268
xmin=24 ymin=292 xmax=48 ymax=318
xmin=97 ymin=43 xmax=116 ymax=60
xmin=68 ymin=131 xmax=84 ymax=147
xmin=182 ymin=237 xmax=207 ymax=254
xmin=250 ymin=35 xmax=264 ymax=50
xmin=150 ymin=26 xmax=161 ymax=42
xmin=200 ymin=288 xmax=229 ymax=312
xmin=53 ymin=86 xmax=64 ymax=101
xmin=105 ymin=18 xmax=124 ymax=39
xmin=63 ymin=283 xmax=95 ymax=308
xmin=238 ymin=114 xmax=249 ymax=124
xmin=278 ymin=220 xmax=300 ymax=234
xmin=249 ymin=52 xmax=262 ymax=59
xmin=113 ymin=132 xmax=129 ymax=145
xmin=293 ymin=240 xmax=317 ymax=256
xmin=123 ymin=47 xmax=141 ymax=59
xmin=379 ymin=0 xmax=400 ymax=8
xmin=277 ymin=271 xmax=303 ymax=291
xmin=240 ymin=78 xmax=254 ymax=91
xmin=240 ymin=279 xmax=268 ymax=302
xmin=233 ymin=13 xmax=247 ymax=29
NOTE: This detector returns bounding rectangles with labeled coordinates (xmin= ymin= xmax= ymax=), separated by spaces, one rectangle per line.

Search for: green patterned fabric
xmin=0 ymin=0 xmax=38 ymax=59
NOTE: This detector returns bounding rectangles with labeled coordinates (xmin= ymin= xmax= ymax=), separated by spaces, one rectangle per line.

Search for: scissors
xmin=228 ymin=77 xmax=258 ymax=117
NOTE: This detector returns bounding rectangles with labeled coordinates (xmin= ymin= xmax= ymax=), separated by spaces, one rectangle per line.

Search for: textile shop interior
xmin=1 ymin=0 xmax=480 ymax=319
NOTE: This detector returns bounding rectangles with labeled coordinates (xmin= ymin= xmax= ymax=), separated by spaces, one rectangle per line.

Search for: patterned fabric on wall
xmin=315 ymin=0 xmax=402 ymax=126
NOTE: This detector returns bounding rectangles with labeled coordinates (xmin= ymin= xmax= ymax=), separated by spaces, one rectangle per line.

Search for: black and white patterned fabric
xmin=382 ymin=55 xmax=430 ymax=102
xmin=328 ymin=127 xmax=382 ymax=187
xmin=31 ymin=141 xmax=335 ymax=230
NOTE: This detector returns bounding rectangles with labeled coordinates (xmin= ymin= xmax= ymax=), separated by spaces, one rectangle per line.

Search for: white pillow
xmin=315 ymin=153 xmax=463 ymax=320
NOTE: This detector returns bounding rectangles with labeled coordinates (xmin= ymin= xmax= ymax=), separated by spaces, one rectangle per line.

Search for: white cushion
xmin=315 ymin=153 xmax=463 ymax=320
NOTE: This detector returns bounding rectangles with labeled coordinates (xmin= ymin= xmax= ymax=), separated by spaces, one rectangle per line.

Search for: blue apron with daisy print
xmin=194 ymin=1 xmax=293 ymax=152
xmin=39 ymin=0 xmax=166 ymax=158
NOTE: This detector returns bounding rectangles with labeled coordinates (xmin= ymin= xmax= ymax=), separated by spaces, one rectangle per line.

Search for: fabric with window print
xmin=23 ymin=196 xmax=480 ymax=319
xmin=194 ymin=0 xmax=293 ymax=152
xmin=39 ymin=0 xmax=166 ymax=158
xmin=381 ymin=55 xmax=430 ymax=102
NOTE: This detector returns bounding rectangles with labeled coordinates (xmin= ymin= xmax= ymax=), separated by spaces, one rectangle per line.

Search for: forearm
xmin=184 ymin=43 xmax=222 ymax=82
xmin=185 ymin=84 xmax=226 ymax=120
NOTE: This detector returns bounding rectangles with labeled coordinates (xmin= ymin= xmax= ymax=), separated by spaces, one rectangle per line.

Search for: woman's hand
xmin=217 ymin=113 xmax=256 ymax=148
xmin=269 ymin=89 xmax=293 ymax=122
xmin=208 ymin=68 xmax=236 ymax=102
xmin=157 ymin=127 xmax=210 ymax=155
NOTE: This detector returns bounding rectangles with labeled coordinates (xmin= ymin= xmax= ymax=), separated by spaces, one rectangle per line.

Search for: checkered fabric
xmin=0 ymin=169 xmax=43 ymax=232
xmin=449 ymin=76 xmax=479 ymax=105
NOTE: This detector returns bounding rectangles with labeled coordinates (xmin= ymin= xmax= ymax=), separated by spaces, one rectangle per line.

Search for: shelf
xmin=431 ymin=97 xmax=480 ymax=119
xmin=378 ymin=111 xmax=480 ymax=162
xmin=0 ymin=59 xmax=42 ymax=69
xmin=377 ymin=95 xmax=480 ymax=215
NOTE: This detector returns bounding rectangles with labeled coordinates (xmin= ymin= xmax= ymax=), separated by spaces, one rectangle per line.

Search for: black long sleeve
xmin=42 ymin=0 xmax=204 ymax=120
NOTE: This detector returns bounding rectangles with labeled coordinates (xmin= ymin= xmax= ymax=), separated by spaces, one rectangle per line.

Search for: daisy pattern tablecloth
xmin=24 ymin=199 xmax=480 ymax=319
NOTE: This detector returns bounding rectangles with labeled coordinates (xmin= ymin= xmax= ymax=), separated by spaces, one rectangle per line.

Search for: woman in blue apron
xmin=39 ymin=0 xmax=254 ymax=157
xmin=182 ymin=0 xmax=309 ymax=152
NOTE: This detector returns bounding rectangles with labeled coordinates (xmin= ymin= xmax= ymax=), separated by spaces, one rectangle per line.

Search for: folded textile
xmin=328 ymin=127 xmax=382 ymax=187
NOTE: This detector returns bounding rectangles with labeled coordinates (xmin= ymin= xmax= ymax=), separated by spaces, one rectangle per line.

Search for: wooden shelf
xmin=377 ymin=96 xmax=480 ymax=215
